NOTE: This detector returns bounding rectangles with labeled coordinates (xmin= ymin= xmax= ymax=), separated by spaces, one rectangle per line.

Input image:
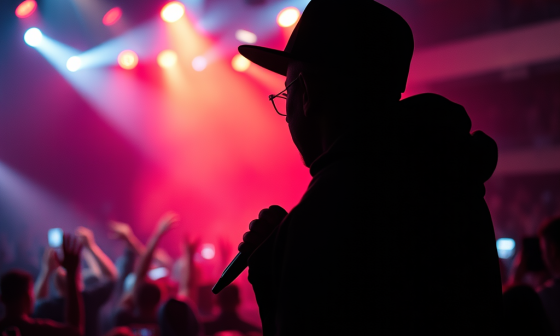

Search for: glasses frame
xmin=268 ymin=75 xmax=300 ymax=117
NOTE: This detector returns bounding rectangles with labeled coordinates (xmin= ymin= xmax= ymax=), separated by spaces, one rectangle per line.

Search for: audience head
xmin=502 ymin=285 xmax=552 ymax=336
xmin=134 ymin=280 xmax=162 ymax=312
xmin=158 ymin=299 xmax=200 ymax=336
xmin=0 ymin=270 xmax=34 ymax=316
xmin=539 ymin=216 xmax=560 ymax=277
xmin=217 ymin=284 xmax=241 ymax=313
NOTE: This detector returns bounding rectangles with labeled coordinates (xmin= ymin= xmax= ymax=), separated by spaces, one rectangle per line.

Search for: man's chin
xmin=301 ymin=153 xmax=318 ymax=168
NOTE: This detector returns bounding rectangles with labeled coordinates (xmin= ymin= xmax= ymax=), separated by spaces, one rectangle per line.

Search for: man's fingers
xmin=258 ymin=206 xmax=287 ymax=227
xmin=243 ymin=231 xmax=262 ymax=245
xmin=268 ymin=205 xmax=288 ymax=218
xmin=238 ymin=242 xmax=255 ymax=254
xmin=248 ymin=219 xmax=271 ymax=233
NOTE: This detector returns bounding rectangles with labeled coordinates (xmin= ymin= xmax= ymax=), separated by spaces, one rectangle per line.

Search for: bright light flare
xmin=192 ymin=56 xmax=207 ymax=71
xmin=157 ymin=50 xmax=178 ymax=68
xmin=24 ymin=27 xmax=43 ymax=47
xmin=232 ymin=54 xmax=250 ymax=72
xmin=201 ymin=244 xmax=215 ymax=260
xmin=161 ymin=2 xmax=185 ymax=23
xmin=102 ymin=7 xmax=122 ymax=26
xmin=277 ymin=7 xmax=300 ymax=28
xmin=66 ymin=56 xmax=82 ymax=72
xmin=118 ymin=50 xmax=138 ymax=70
xmin=496 ymin=238 xmax=516 ymax=259
xmin=15 ymin=0 xmax=37 ymax=18
xmin=235 ymin=29 xmax=257 ymax=44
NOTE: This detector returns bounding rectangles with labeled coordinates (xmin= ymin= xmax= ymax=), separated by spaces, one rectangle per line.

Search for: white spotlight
xmin=235 ymin=29 xmax=257 ymax=44
xmin=201 ymin=244 xmax=215 ymax=260
xmin=24 ymin=27 xmax=43 ymax=47
xmin=192 ymin=56 xmax=207 ymax=71
xmin=66 ymin=56 xmax=82 ymax=72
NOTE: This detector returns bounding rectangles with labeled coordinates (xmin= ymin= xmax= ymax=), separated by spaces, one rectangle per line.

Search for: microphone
xmin=212 ymin=252 xmax=248 ymax=294
xmin=212 ymin=205 xmax=287 ymax=295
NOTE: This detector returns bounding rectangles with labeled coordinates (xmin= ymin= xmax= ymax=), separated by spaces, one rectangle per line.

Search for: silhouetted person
xmin=33 ymin=227 xmax=117 ymax=336
xmin=113 ymin=213 xmax=178 ymax=335
xmin=0 ymin=235 xmax=84 ymax=335
xmin=539 ymin=216 xmax=560 ymax=335
xmin=159 ymin=298 xmax=200 ymax=336
xmin=503 ymin=285 xmax=552 ymax=336
xmin=203 ymin=285 xmax=261 ymax=336
xmin=235 ymin=0 xmax=502 ymax=335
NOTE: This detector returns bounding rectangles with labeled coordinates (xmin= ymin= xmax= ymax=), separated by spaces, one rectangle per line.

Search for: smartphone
xmin=48 ymin=228 xmax=63 ymax=248
xmin=148 ymin=267 xmax=169 ymax=281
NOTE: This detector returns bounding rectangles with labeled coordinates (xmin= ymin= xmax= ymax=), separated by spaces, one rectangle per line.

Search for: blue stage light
xmin=24 ymin=27 xmax=43 ymax=47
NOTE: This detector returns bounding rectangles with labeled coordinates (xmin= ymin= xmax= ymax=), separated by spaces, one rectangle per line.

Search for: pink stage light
xmin=201 ymin=244 xmax=215 ymax=260
xmin=232 ymin=54 xmax=250 ymax=72
xmin=15 ymin=0 xmax=37 ymax=19
xmin=102 ymin=7 xmax=122 ymax=26
xmin=161 ymin=2 xmax=185 ymax=23
xmin=277 ymin=7 xmax=300 ymax=28
xmin=118 ymin=50 xmax=138 ymax=70
xmin=157 ymin=50 xmax=178 ymax=68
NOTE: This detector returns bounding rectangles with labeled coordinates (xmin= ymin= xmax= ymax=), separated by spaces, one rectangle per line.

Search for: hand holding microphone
xmin=213 ymin=205 xmax=288 ymax=294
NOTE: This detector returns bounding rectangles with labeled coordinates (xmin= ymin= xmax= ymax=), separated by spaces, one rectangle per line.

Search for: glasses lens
xmin=272 ymin=96 xmax=287 ymax=116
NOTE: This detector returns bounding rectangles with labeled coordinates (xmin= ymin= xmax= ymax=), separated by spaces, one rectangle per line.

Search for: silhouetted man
xmin=236 ymin=1 xmax=502 ymax=335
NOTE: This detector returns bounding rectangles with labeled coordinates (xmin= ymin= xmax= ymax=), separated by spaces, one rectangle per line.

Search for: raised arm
xmin=109 ymin=221 xmax=173 ymax=269
xmin=34 ymin=247 xmax=59 ymax=300
xmin=178 ymin=236 xmax=200 ymax=301
xmin=133 ymin=213 xmax=178 ymax=292
xmin=58 ymin=234 xmax=84 ymax=335
xmin=109 ymin=221 xmax=146 ymax=256
xmin=75 ymin=227 xmax=118 ymax=281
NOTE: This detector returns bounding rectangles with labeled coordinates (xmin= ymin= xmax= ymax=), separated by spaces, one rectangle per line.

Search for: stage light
xmin=15 ymin=0 xmax=37 ymax=18
xmin=201 ymin=244 xmax=215 ymax=260
xmin=192 ymin=56 xmax=207 ymax=71
xmin=232 ymin=54 xmax=250 ymax=72
xmin=102 ymin=7 xmax=122 ymax=26
xmin=24 ymin=28 xmax=43 ymax=47
xmin=277 ymin=7 xmax=300 ymax=28
xmin=161 ymin=2 xmax=185 ymax=23
xmin=66 ymin=56 xmax=82 ymax=72
xmin=235 ymin=29 xmax=257 ymax=44
xmin=496 ymin=238 xmax=516 ymax=259
xmin=118 ymin=50 xmax=138 ymax=70
xmin=157 ymin=50 xmax=177 ymax=68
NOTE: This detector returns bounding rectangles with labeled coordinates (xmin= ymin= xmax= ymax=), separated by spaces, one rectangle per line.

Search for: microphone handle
xmin=212 ymin=252 xmax=249 ymax=294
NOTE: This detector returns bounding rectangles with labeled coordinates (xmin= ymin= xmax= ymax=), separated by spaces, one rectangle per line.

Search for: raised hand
xmin=182 ymin=234 xmax=200 ymax=258
xmin=57 ymin=234 xmax=82 ymax=274
xmin=41 ymin=247 xmax=60 ymax=273
xmin=108 ymin=221 xmax=133 ymax=240
xmin=155 ymin=212 xmax=179 ymax=237
xmin=75 ymin=226 xmax=95 ymax=249
xmin=238 ymin=205 xmax=287 ymax=254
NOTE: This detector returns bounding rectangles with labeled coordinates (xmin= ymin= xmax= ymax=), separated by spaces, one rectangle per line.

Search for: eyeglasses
xmin=268 ymin=75 xmax=300 ymax=117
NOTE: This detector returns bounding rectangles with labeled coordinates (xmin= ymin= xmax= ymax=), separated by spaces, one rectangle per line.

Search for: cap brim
xmin=238 ymin=45 xmax=295 ymax=76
